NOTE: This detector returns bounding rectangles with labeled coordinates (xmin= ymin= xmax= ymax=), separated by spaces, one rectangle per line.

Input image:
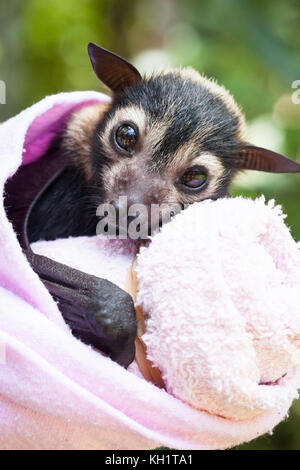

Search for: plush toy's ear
xmin=234 ymin=145 xmax=300 ymax=173
xmin=88 ymin=43 xmax=142 ymax=94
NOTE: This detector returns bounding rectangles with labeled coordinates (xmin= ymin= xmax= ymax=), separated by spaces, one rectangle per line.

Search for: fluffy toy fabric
xmin=136 ymin=197 xmax=300 ymax=420
xmin=1 ymin=92 xmax=300 ymax=450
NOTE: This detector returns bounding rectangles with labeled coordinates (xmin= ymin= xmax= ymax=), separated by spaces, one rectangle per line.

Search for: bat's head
xmin=65 ymin=43 xmax=300 ymax=238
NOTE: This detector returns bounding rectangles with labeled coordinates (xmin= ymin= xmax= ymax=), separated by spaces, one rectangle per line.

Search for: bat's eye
xmin=179 ymin=167 xmax=207 ymax=190
xmin=115 ymin=124 xmax=138 ymax=153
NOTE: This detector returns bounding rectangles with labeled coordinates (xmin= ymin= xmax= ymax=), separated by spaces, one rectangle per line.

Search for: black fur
xmin=28 ymin=163 xmax=98 ymax=242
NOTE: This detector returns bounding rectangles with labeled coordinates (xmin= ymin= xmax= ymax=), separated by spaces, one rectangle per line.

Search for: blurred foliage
xmin=0 ymin=0 xmax=300 ymax=450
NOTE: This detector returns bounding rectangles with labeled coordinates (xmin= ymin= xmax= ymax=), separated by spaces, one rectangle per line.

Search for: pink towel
xmin=1 ymin=92 xmax=300 ymax=450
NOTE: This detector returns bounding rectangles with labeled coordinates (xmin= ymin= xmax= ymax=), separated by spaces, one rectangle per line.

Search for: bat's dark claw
xmin=27 ymin=251 xmax=137 ymax=368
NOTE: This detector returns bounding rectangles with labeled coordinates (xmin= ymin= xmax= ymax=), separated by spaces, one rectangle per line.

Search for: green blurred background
xmin=0 ymin=0 xmax=300 ymax=450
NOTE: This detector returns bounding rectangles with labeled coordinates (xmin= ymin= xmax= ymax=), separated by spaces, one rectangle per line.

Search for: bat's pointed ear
xmin=88 ymin=43 xmax=142 ymax=94
xmin=233 ymin=144 xmax=300 ymax=173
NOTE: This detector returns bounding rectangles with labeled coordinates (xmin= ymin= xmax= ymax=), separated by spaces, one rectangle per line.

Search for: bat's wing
xmin=4 ymin=145 xmax=136 ymax=367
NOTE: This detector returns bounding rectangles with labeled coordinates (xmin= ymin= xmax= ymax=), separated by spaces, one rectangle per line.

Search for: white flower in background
xmin=0 ymin=80 xmax=6 ymax=104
